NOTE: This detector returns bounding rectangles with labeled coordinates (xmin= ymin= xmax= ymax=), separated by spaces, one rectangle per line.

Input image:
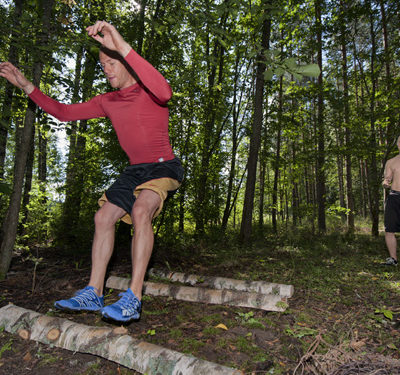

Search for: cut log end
xmin=18 ymin=328 xmax=30 ymax=340
xmin=47 ymin=328 xmax=60 ymax=341
xmin=113 ymin=326 xmax=128 ymax=335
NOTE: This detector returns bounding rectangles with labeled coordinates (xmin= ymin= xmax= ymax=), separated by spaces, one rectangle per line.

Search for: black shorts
xmin=100 ymin=158 xmax=184 ymax=223
xmin=384 ymin=191 xmax=400 ymax=232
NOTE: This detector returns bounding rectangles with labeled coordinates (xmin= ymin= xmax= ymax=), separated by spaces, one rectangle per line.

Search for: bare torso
xmin=383 ymin=154 xmax=400 ymax=191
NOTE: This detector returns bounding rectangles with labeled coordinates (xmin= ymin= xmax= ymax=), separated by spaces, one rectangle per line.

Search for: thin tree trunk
xmin=315 ymin=0 xmax=326 ymax=233
xmin=0 ymin=0 xmax=24 ymax=181
xmin=61 ymin=50 xmax=95 ymax=245
xmin=366 ymin=1 xmax=379 ymax=236
xmin=19 ymin=118 xmax=36 ymax=237
xmin=340 ymin=0 xmax=355 ymax=233
xmin=239 ymin=11 xmax=271 ymax=242
xmin=0 ymin=0 xmax=55 ymax=278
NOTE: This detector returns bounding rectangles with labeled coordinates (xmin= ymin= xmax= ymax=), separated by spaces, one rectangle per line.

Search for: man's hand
xmin=0 ymin=62 xmax=34 ymax=94
xmin=86 ymin=21 xmax=131 ymax=57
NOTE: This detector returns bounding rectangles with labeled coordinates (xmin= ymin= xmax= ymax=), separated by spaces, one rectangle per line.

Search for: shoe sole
xmin=101 ymin=311 xmax=140 ymax=323
xmin=54 ymin=303 xmax=103 ymax=312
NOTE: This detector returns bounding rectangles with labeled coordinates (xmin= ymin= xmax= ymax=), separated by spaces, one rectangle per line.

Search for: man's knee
xmin=132 ymin=203 xmax=154 ymax=226
xmin=132 ymin=191 xmax=161 ymax=226
xmin=94 ymin=205 xmax=118 ymax=229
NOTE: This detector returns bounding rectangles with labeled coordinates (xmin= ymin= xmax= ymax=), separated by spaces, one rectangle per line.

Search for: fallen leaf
xmin=215 ymin=323 xmax=228 ymax=330
xmin=350 ymin=340 xmax=366 ymax=350
xmin=23 ymin=352 xmax=32 ymax=362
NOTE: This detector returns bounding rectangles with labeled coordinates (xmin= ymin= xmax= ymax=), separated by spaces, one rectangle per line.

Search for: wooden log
xmin=106 ymin=276 xmax=288 ymax=312
xmin=149 ymin=268 xmax=294 ymax=297
xmin=0 ymin=304 xmax=243 ymax=375
xmin=18 ymin=328 xmax=30 ymax=340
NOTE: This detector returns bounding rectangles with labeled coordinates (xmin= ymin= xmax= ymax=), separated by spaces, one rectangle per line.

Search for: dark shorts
xmin=384 ymin=191 xmax=400 ymax=232
xmin=98 ymin=158 xmax=184 ymax=224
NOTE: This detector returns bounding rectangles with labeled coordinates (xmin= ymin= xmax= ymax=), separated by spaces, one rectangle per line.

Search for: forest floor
xmin=1 ymin=226 xmax=400 ymax=374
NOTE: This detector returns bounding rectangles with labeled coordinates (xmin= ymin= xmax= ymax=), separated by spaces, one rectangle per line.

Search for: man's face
xmin=99 ymin=52 xmax=136 ymax=89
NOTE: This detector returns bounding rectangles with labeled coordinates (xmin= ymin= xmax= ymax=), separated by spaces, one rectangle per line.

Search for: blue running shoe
xmin=54 ymin=286 xmax=104 ymax=311
xmin=101 ymin=288 xmax=141 ymax=322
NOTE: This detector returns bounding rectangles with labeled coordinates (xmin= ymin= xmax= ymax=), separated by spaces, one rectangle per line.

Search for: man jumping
xmin=382 ymin=136 xmax=400 ymax=266
xmin=0 ymin=21 xmax=183 ymax=321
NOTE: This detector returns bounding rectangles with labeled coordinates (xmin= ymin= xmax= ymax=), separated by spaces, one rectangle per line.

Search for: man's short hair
xmin=99 ymin=46 xmax=123 ymax=61
xmin=99 ymin=46 xmax=138 ymax=81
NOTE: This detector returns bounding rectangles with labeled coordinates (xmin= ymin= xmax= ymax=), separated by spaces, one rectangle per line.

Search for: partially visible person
xmin=0 ymin=21 xmax=184 ymax=321
xmin=382 ymin=136 xmax=400 ymax=266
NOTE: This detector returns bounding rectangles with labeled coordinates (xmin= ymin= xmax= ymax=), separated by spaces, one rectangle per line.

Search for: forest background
xmin=0 ymin=0 xmax=399 ymax=279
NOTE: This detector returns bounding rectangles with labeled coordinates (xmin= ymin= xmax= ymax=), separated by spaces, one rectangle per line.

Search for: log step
xmin=106 ymin=276 xmax=288 ymax=312
xmin=0 ymin=304 xmax=243 ymax=375
xmin=149 ymin=268 xmax=294 ymax=297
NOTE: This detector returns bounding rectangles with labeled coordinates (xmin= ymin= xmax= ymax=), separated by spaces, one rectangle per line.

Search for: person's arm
xmin=28 ymin=88 xmax=106 ymax=122
xmin=0 ymin=62 xmax=106 ymax=121
xmin=383 ymin=160 xmax=393 ymax=189
xmin=124 ymin=49 xmax=172 ymax=104
xmin=86 ymin=21 xmax=172 ymax=104
xmin=0 ymin=61 xmax=35 ymax=94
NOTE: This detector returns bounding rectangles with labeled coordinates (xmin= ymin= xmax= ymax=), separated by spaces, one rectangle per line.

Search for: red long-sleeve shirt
xmin=28 ymin=49 xmax=175 ymax=165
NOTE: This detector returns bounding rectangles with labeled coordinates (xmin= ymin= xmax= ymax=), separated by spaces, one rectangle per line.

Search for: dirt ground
xmin=1 ymin=238 xmax=400 ymax=375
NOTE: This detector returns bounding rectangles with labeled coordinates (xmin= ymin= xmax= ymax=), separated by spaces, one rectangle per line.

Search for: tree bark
xmin=0 ymin=0 xmax=24 ymax=181
xmin=148 ymin=268 xmax=294 ymax=297
xmin=339 ymin=0 xmax=355 ymax=233
xmin=0 ymin=304 xmax=243 ymax=375
xmin=19 ymin=118 xmax=36 ymax=236
xmin=272 ymin=77 xmax=283 ymax=234
xmin=239 ymin=11 xmax=271 ymax=242
xmin=315 ymin=0 xmax=326 ymax=233
xmin=0 ymin=0 xmax=55 ymax=279
xmin=107 ymin=276 xmax=288 ymax=312
xmin=366 ymin=1 xmax=379 ymax=236
xmin=61 ymin=50 xmax=96 ymax=245
xmin=195 ymin=1 xmax=228 ymax=233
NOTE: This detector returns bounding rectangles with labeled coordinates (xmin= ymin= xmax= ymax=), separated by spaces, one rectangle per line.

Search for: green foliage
xmin=374 ymin=307 xmax=393 ymax=321
xmin=0 ymin=338 xmax=13 ymax=359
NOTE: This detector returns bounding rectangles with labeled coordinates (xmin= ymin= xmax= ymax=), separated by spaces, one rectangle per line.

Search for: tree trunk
xmin=0 ymin=305 xmax=242 ymax=375
xmin=0 ymin=0 xmax=24 ymax=181
xmin=61 ymin=50 xmax=95 ymax=246
xmin=315 ymin=0 xmax=326 ymax=233
xmin=239 ymin=11 xmax=271 ymax=242
xmin=195 ymin=3 xmax=228 ymax=233
xmin=0 ymin=0 xmax=55 ymax=279
xmin=366 ymin=1 xmax=379 ymax=236
xmin=136 ymin=0 xmax=147 ymax=55
xmin=272 ymin=76 xmax=283 ymax=234
xmin=340 ymin=0 xmax=355 ymax=233
xmin=19 ymin=119 xmax=36 ymax=237
xmin=222 ymin=52 xmax=247 ymax=232
xmin=107 ymin=276 xmax=288 ymax=312
xmin=148 ymin=268 xmax=294 ymax=297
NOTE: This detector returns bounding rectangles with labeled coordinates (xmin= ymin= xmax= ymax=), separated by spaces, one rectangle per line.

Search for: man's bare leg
xmin=88 ymin=201 xmax=126 ymax=295
xmin=385 ymin=232 xmax=397 ymax=261
xmin=129 ymin=190 xmax=161 ymax=300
